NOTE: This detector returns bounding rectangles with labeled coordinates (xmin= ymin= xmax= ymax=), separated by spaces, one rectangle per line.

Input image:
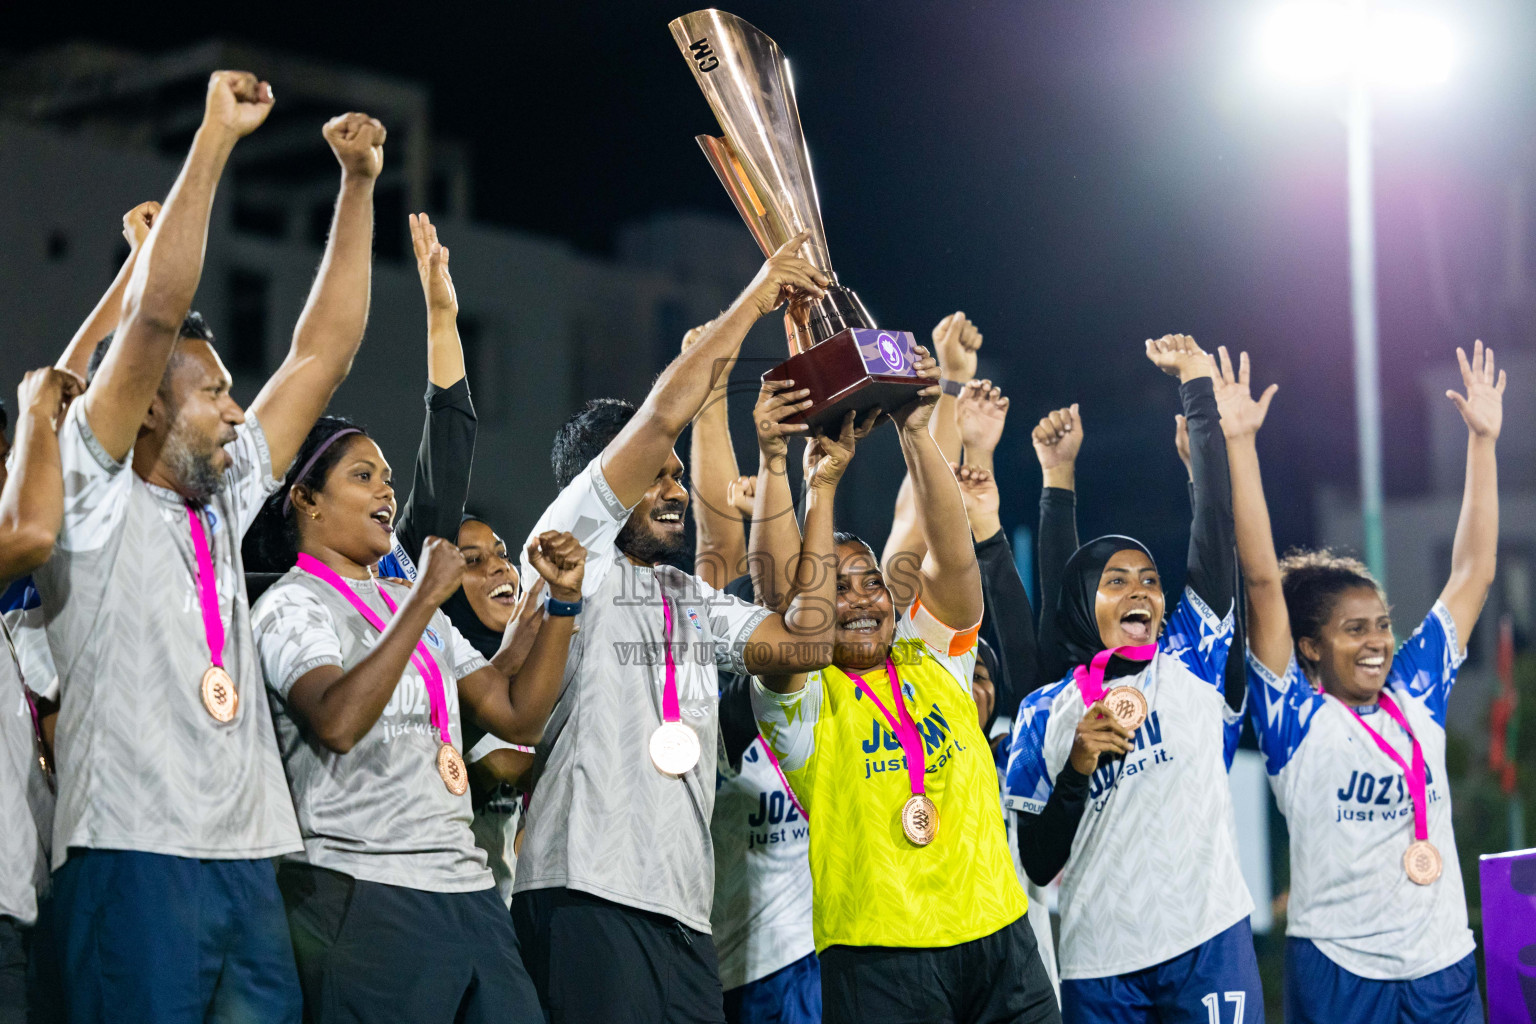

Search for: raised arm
xmin=461 ymin=532 xmax=585 ymax=745
xmin=748 ymin=412 xmax=865 ymax=686
xmin=1213 ymin=347 xmax=1288 ymax=676
xmin=897 ymin=349 xmax=983 ymax=629
xmin=0 ymin=369 xmax=82 ymax=585
xmin=1145 ymin=335 xmax=1233 ymax=616
xmin=249 ymin=113 xmax=385 ymax=474
xmin=1437 ymin=341 xmax=1505 ymax=650
xmin=685 ymin=323 xmax=748 ymax=590
xmin=879 ymin=312 xmax=980 ymax=578
xmin=84 ymin=72 xmax=271 ymax=462
xmin=1032 ymin=403 xmax=1082 ymax=681
xmin=391 ymin=213 xmax=477 ymax=566
xmin=57 ymin=202 xmax=160 ymax=380
xmin=747 ymin=379 xmax=813 ymax=610
xmin=959 ymin=464 xmax=1039 ymax=725
xmin=600 ymin=233 xmax=828 ymax=509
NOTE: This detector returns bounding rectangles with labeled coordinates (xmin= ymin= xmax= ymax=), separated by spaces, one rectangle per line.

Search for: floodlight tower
xmin=1259 ymin=1 xmax=1456 ymax=584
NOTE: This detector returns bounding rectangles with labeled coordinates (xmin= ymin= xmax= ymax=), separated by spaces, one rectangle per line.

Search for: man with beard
xmin=510 ymin=233 xmax=858 ymax=1024
xmin=30 ymin=72 xmax=385 ymax=1023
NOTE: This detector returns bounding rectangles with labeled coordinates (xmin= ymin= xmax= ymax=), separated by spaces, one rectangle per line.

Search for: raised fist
xmin=931 ymin=312 xmax=982 ymax=383
xmin=17 ymin=366 xmax=85 ymax=432
xmin=122 ymin=201 xmax=161 ymax=250
xmin=727 ymin=475 xmax=758 ymax=517
xmin=323 ymin=112 xmax=386 ymax=180
xmin=204 ymin=71 xmax=273 ymax=140
xmin=415 ymin=535 xmax=467 ymax=607
xmin=1031 ymin=404 xmax=1082 ymax=473
xmin=527 ymin=531 xmax=586 ymax=603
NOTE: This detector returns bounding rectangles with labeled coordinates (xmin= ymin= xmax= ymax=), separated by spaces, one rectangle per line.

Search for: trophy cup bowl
xmin=669 ymin=9 xmax=925 ymax=434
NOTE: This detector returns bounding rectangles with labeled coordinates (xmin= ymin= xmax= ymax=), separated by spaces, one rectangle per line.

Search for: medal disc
xmin=901 ymin=794 xmax=939 ymax=846
xmin=437 ymin=744 xmax=469 ymax=796
xmin=649 ymin=721 xmax=701 ymax=776
xmin=1102 ymin=685 xmax=1147 ymax=732
xmin=200 ymin=665 xmax=238 ymax=723
xmin=1404 ymin=839 xmax=1442 ymax=886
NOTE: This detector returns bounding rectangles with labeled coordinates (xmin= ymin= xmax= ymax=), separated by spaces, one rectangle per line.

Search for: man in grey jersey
xmin=0 ymin=366 xmax=79 ymax=1024
xmin=31 ymin=71 xmax=384 ymax=1024
xmin=511 ymin=232 xmax=860 ymax=1024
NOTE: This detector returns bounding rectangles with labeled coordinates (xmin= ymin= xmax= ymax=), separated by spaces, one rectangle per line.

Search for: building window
xmin=226 ymin=268 xmax=270 ymax=374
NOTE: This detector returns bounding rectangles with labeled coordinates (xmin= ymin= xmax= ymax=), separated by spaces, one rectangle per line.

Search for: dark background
xmin=11 ymin=0 xmax=1532 ymax=577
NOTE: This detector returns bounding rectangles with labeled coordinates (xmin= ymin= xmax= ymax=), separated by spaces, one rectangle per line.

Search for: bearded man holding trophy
xmin=671 ymin=10 xmax=1061 ymax=1024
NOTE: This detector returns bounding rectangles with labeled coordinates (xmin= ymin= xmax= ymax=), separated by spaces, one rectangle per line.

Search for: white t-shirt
xmin=711 ymin=735 xmax=815 ymax=991
xmin=466 ymin=732 xmax=525 ymax=907
xmin=1003 ymin=588 xmax=1253 ymax=980
xmin=1247 ymin=603 xmax=1474 ymax=980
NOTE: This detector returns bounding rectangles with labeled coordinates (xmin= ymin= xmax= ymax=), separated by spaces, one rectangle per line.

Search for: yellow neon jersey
xmin=752 ymin=615 xmax=1028 ymax=951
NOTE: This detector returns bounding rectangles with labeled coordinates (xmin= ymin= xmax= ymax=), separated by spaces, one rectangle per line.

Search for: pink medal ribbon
xmin=849 ymin=659 xmax=925 ymax=798
xmin=1074 ymin=643 xmax=1156 ymax=731
xmin=186 ymin=505 xmax=227 ymax=673
xmin=0 ymin=616 xmax=52 ymax=786
xmin=1346 ymin=692 xmax=1429 ymax=843
xmin=295 ymin=553 xmax=452 ymax=747
xmin=758 ymin=736 xmax=809 ymax=821
xmin=649 ymin=595 xmax=701 ymax=775
xmin=849 ymin=658 xmax=941 ymax=844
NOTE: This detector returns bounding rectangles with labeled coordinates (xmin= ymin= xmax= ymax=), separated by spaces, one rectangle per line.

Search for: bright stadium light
xmin=1259 ymin=3 xmax=1457 ymax=90
xmin=1253 ymin=1 xmax=1457 ymax=583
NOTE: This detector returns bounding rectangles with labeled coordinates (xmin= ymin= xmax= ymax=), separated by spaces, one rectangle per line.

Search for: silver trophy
xmin=670 ymin=9 xmax=923 ymax=430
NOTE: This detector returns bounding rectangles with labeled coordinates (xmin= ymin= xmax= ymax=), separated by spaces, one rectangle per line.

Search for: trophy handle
xmin=698 ymin=136 xmax=777 ymax=260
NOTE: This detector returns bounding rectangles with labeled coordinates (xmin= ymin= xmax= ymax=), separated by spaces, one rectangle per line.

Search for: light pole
xmin=1258 ymin=1 xmax=1456 ymax=584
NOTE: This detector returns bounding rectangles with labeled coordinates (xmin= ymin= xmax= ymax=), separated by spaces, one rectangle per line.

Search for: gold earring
xmin=308 ymin=510 xmax=320 ymax=521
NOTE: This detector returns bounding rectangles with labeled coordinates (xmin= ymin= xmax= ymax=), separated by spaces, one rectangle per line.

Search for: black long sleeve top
xmin=392 ymin=377 xmax=478 ymax=569
xmin=974 ymin=531 xmax=1040 ymax=727
xmin=1016 ymin=376 xmax=1240 ymax=886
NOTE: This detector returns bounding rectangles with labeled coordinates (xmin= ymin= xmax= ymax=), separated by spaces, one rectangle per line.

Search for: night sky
xmin=13 ymin=0 xmax=1533 ymax=572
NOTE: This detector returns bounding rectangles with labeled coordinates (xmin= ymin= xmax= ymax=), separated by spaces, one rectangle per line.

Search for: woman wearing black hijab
xmin=1001 ymin=336 xmax=1262 ymax=1024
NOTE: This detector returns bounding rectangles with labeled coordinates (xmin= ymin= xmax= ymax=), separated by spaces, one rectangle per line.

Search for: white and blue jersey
xmin=1247 ymin=602 xmax=1474 ymax=981
xmin=1004 ymin=588 xmax=1252 ymax=980
xmin=375 ymin=539 xmax=417 ymax=582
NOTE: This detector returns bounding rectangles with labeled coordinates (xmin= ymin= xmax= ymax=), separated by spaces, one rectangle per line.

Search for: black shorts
xmin=512 ymin=886 xmax=725 ymax=1024
xmin=0 ymin=916 xmax=25 ymax=1024
xmin=277 ymin=863 xmax=540 ymax=1024
xmin=820 ymin=912 xmax=1061 ymax=1024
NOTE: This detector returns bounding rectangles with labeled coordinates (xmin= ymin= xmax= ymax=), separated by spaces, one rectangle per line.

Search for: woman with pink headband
xmin=246 ymin=417 xmax=585 ymax=1023
xmin=1003 ymin=335 xmax=1262 ymax=1023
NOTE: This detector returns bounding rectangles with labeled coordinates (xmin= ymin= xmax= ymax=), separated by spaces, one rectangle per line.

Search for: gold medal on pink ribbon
xmin=187 ymin=505 xmax=238 ymax=723
xmin=1074 ymin=644 xmax=1156 ymax=735
xmin=850 ymin=658 xmax=938 ymax=847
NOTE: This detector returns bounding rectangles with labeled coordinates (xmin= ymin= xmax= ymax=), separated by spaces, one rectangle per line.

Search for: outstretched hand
xmin=409 ymin=213 xmax=458 ymax=316
xmin=956 ymin=379 xmax=1009 ymax=457
xmin=735 ymin=231 xmax=829 ymax=320
xmin=891 ymin=346 xmax=942 ymax=433
xmin=1031 ymin=404 xmax=1082 ymax=472
xmin=806 ymin=408 xmax=882 ymax=493
xmin=754 ymin=379 xmax=813 ymax=459
xmin=1447 ymin=340 xmax=1505 ymax=440
xmin=1213 ymin=346 xmax=1278 ymax=440
xmin=1145 ymin=334 xmax=1214 ymax=383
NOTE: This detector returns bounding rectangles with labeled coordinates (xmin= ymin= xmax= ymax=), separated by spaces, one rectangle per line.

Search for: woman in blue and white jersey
xmin=1220 ymin=344 xmax=1502 ymax=1024
xmin=1003 ymin=335 xmax=1261 ymax=1024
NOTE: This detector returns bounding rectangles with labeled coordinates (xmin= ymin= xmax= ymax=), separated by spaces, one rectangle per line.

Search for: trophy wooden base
xmin=760 ymin=328 xmax=926 ymax=434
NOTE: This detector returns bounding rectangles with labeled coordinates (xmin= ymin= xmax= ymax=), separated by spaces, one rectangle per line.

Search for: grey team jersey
xmin=513 ymin=458 xmax=771 ymax=932
xmin=253 ymin=570 xmax=494 ymax=892
xmin=1 ymin=623 xmax=52 ymax=925
xmin=32 ymin=403 xmax=301 ymax=867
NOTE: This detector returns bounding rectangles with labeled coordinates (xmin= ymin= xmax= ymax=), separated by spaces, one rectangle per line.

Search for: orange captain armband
xmin=907 ymin=597 xmax=981 ymax=657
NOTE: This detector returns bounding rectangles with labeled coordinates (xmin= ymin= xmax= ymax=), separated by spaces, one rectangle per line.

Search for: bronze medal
xmin=1102 ymin=685 xmax=1147 ymax=732
xmin=437 ymin=744 xmax=469 ymax=796
xmin=650 ymin=721 xmax=701 ymax=777
xmin=1404 ymin=839 xmax=1442 ymax=886
xmin=901 ymin=794 xmax=939 ymax=846
xmin=200 ymin=665 xmax=238 ymax=723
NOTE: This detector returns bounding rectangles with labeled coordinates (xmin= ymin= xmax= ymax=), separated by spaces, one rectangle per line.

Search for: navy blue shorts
xmin=1284 ymin=938 xmax=1482 ymax=1024
xmin=51 ymin=849 xmax=301 ymax=1024
xmin=278 ymin=863 xmax=541 ymax=1024
xmin=1061 ymin=917 xmax=1263 ymax=1024
xmin=723 ymin=951 xmax=820 ymax=1024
